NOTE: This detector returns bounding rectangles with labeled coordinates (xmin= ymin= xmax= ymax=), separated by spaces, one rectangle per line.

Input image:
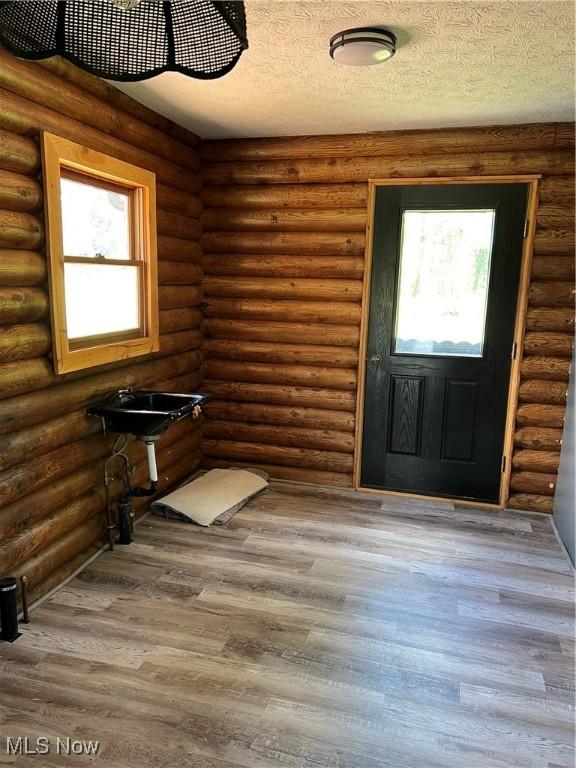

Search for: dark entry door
xmin=361 ymin=182 xmax=528 ymax=503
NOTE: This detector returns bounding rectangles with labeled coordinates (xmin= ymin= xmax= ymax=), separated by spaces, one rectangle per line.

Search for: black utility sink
xmin=87 ymin=389 xmax=209 ymax=439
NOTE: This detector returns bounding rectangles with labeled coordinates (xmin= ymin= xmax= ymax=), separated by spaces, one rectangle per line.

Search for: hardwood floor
xmin=1 ymin=481 xmax=574 ymax=767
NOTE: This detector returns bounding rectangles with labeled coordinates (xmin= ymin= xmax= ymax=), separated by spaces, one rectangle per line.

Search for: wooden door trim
xmin=353 ymin=175 xmax=541 ymax=509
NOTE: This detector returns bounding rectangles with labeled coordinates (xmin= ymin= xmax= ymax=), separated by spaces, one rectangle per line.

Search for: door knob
xmin=369 ymin=353 xmax=382 ymax=365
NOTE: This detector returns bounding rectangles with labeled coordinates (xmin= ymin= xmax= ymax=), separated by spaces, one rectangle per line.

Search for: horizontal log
xmin=0 ymin=410 xmax=99 ymax=473
xmin=206 ymin=360 xmax=357 ymax=390
xmin=159 ymin=307 xmax=203 ymax=334
xmin=154 ymin=368 xmax=204 ymax=395
xmin=529 ymin=281 xmax=575 ymax=307
xmin=158 ymin=261 xmax=203 ymax=286
xmin=13 ymin=517 xmax=106 ymax=593
xmin=2 ymin=431 xmax=203 ymax=575
xmin=539 ymin=177 xmax=575 ymax=203
xmin=157 ymin=210 xmax=203 ymax=241
xmin=204 ymin=400 xmax=355 ymax=432
xmin=202 ymin=231 xmax=365 ymax=256
xmin=0 ymin=323 xmax=50 ymax=362
xmin=0 ymin=350 xmax=199 ymax=435
xmin=0 ymin=358 xmax=52 ymax=400
xmin=555 ymin=123 xmax=575 ymax=147
xmin=205 ymin=380 xmax=356 ymax=412
xmin=509 ymin=471 xmax=557 ymax=496
xmin=515 ymin=403 xmax=566 ymax=428
xmin=530 ymin=256 xmax=574 ymax=281
xmin=201 ymin=208 xmax=367 ymax=233
xmin=62 ymin=342 xmax=202 ymax=386
xmin=0 ymin=432 xmax=112 ymax=508
xmin=204 ymin=420 xmax=355 ymax=454
xmin=156 ymin=184 xmax=203 ymax=219
xmin=0 ymin=462 xmax=100 ymax=541
xmin=23 ymin=544 xmax=99 ymax=607
xmin=204 ymin=298 xmax=362 ymax=325
xmin=514 ymin=426 xmax=564 ymax=451
xmin=203 ymin=254 xmax=365 ymax=279
xmin=204 ymin=319 xmax=360 ymax=346
xmin=533 ymin=228 xmax=575 ymax=256
xmin=0 ymin=286 xmax=48 ymax=323
xmin=0 ymin=87 xmax=201 ymax=195
xmin=159 ymin=285 xmax=203 ymax=310
xmin=536 ymin=204 xmax=575 ymax=230
xmin=0 ymin=127 xmax=39 ymax=174
xmin=525 ymin=308 xmax=575 ymax=332
xmin=0 ymin=48 xmax=201 ymax=170
xmin=511 ymin=450 xmax=561 ymax=473
xmin=0 ymin=334 xmax=201 ymax=401
xmin=203 ymin=339 xmax=358 ymax=368
xmin=158 ymin=329 xmax=203 ymax=357
xmin=0 ymin=209 xmax=44 ymax=249
xmin=520 ymin=356 xmax=571 ymax=381
xmin=0 ymin=490 xmax=102 ymax=575
xmin=523 ymin=331 xmax=574 ymax=357
xmin=0 ymin=369 xmax=202 ymax=476
xmin=204 ymin=276 xmax=363 ymax=302
xmin=0 ymin=422 xmax=201 ymax=529
xmin=203 ymin=439 xmax=354 ymax=473
xmin=0 ymin=415 xmax=200 ymax=541
xmin=157 ymin=234 xmax=203 ymax=263
xmin=507 ymin=494 xmax=554 ymax=514
xmin=202 ymin=183 xmax=368 ymax=209
xmin=203 ymin=456 xmax=352 ymax=488
xmin=202 ymin=124 xmax=564 ymax=161
xmin=0 ymin=168 xmax=42 ymax=212
xmin=204 ymin=150 xmax=575 ymax=185
xmin=518 ymin=380 xmax=568 ymax=405
xmin=0 ymin=249 xmax=46 ymax=286
xmin=37 ymin=56 xmax=200 ymax=147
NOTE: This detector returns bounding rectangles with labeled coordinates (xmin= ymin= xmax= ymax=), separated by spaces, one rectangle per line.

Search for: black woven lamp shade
xmin=0 ymin=0 xmax=248 ymax=81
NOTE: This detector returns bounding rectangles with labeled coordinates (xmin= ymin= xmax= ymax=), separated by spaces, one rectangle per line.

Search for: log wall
xmin=0 ymin=45 xmax=573 ymax=616
xmin=201 ymin=124 xmax=575 ymax=507
xmin=0 ymin=47 xmax=204 ymax=604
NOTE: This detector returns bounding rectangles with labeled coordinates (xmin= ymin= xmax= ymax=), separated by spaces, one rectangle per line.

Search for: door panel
xmin=361 ymin=182 xmax=528 ymax=503
xmin=441 ymin=380 xmax=478 ymax=462
xmin=388 ymin=375 xmax=423 ymax=456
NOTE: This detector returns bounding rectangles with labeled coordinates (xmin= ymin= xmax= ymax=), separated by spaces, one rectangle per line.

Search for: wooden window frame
xmin=41 ymin=132 xmax=159 ymax=375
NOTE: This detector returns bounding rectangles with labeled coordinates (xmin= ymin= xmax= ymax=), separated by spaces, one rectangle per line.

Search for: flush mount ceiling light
xmin=330 ymin=27 xmax=396 ymax=67
xmin=0 ymin=0 xmax=248 ymax=81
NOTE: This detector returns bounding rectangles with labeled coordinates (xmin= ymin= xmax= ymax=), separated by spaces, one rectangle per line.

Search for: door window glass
xmin=394 ymin=209 xmax=496 ymax=357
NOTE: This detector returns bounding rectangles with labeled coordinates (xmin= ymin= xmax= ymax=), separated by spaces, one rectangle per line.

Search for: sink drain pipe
xmin=117 ymin=438 xmax=159 ymax=545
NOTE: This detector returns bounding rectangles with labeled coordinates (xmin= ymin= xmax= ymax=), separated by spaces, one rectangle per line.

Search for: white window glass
xmin=394 ymin=209 xmax=496 ymax=357
xmin=64 ymin=263 xmax=140 ymax=339
xmin=61 ymin=177 xmax=130 ymax=260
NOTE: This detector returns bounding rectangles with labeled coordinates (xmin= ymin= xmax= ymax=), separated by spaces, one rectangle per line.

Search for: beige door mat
xmin=151 ymin=467 xmax=269 ymax=527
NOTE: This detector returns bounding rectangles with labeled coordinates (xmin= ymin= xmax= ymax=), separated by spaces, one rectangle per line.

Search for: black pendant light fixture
xmin=0 ymin=0 xmax=248 ymax=81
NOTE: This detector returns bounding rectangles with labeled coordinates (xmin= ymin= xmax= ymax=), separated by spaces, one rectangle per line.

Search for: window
xmin=393 ymin=209 xmax=496 ymax=357
xmin=42 ymin=132 xmax=159 ymax=374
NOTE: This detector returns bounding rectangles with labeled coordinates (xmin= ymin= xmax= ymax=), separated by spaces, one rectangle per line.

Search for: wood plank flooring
xmin=1 ymin=482 xmax=574 ymax=767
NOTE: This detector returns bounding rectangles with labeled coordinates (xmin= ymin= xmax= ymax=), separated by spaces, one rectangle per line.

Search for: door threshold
xmin=355 ymin=484 xmax=503 ymax=510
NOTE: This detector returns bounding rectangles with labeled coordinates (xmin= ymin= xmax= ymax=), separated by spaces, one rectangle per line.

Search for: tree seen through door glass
xmin=394 ymin=209 xmax=496 ymax=357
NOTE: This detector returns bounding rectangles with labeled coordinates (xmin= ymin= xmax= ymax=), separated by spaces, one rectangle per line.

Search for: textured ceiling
xmin=114 ymin=0 xmax=575 ymax=138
